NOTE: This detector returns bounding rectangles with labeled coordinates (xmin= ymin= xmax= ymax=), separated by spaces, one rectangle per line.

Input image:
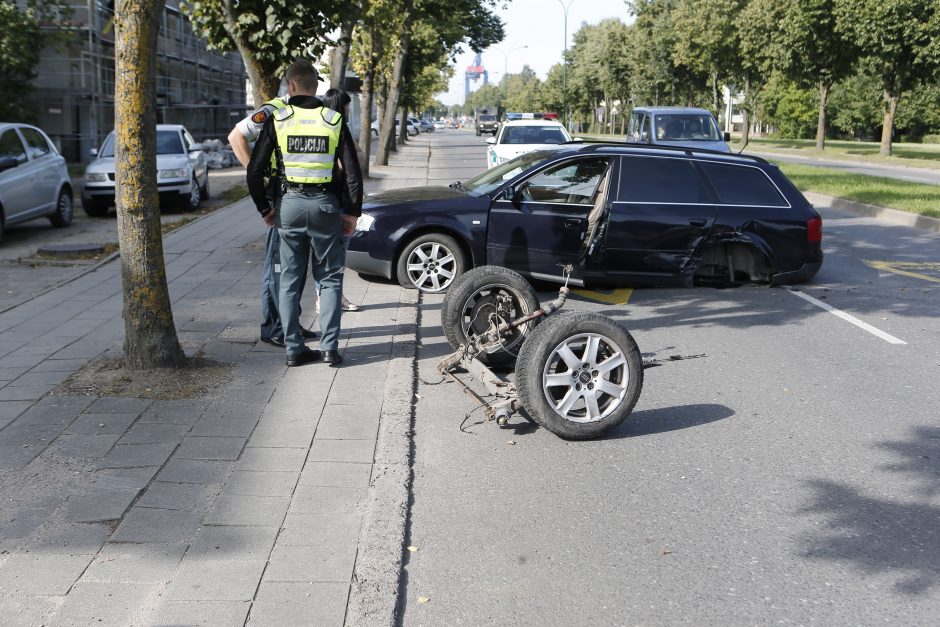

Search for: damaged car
xmin=346 ymin=143 xmax=823 ymax=293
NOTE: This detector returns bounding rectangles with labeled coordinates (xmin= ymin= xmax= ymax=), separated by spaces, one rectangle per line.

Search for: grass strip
xmin=775 ymin=162 xmax=940 ymax=219
xmin=747 ymin=137 xmax=940 ymax=169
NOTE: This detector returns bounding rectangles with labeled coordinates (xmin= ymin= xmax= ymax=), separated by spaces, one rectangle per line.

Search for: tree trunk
xmin=712 ymin=71 xmax=719 ymax=120
xmin=220 ymin=0 xmax=278 ymax=106
xmin=398 ymin=106 xmax=409 ymax=144
xmin=880 ymin=90 xmax=899 ymax=157
xmin=816 ymin=81 xmax=830 ymax=152
xmin=741 ymin=74 xmax=751 ymax=147
xmin=357 ymin=55 xmax=375 ymax=178
xmin=114 ymin=0 xmax=184 ymax=369
xmin=375 ymin=0 xmax=413 ymax=167
xmin=330 ymin=17 xmax=357 ymax=90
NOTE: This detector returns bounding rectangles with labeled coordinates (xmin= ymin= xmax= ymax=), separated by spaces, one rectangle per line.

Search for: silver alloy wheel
xmin=541 ymin=332 xmax=629 ymax=423
xmin=189 ymin=177 xmax=200 ymax=208
xmin=406 ymin=241 xmax=457 ymax=291
xmin=58 ymin=193 xmax=72 ymax=221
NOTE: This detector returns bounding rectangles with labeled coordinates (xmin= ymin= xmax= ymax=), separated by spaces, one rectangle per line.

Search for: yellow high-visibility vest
xmin=273 ymin=105 xmax=342 ymax=184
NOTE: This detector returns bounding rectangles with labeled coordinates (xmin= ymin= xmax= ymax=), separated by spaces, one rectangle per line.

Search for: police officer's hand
xmin=341 ymin=214 xmax=357 ymax=236
xmin=262 ymin=210 xmax=276 ymax=228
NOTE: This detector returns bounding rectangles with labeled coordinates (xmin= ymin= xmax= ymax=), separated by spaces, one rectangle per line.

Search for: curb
xmin=804 ymin=191 xmax=940 ymax=234
xmin=346 ymin=289 xmax=420 ymax=626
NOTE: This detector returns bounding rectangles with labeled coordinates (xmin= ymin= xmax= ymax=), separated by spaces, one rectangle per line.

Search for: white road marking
xmin=785 ymin=288 xmax=907 ymax=345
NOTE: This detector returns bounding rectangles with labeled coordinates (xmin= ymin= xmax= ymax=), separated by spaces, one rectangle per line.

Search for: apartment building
xmin=32 ymin=0 xmax=246 ymax=163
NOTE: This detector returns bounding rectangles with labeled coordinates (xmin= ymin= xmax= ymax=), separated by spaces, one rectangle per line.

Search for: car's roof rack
xmin=562 ymin=139 xmax=769 ymax=164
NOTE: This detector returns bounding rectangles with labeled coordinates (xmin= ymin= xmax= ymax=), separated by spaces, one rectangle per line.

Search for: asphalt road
xmin=400 ymin=131 xmax=940 ymax=624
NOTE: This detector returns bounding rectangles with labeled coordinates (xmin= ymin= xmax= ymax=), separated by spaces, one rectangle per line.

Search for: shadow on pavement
xmin=800 ymin=426 xmax=940 ymax=594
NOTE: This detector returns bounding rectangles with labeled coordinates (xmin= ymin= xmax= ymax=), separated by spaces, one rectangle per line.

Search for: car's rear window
xmin=501 ymin=126 xmax=568 ymax=145
xmin=699 ymin=162 xmax=788 ymax=207
xmin=617 ymin=156 xmax=709 ymax=204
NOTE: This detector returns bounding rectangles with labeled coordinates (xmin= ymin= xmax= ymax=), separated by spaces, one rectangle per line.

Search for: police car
xmin=485 ymin=117 xmax=571 ymax=169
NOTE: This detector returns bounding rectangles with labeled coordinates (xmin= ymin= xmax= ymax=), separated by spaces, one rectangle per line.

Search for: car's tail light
xmin=807 ymin=216 xmax=822 ymax=242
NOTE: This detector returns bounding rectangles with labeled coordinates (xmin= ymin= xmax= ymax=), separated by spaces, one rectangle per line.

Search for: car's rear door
xmin=0 ymin=128 xmax=33 ymax=221
xmin=487 ymin=156 xmax=610 ymax=285
xmin=20 ymin=127 xmax=60 ymax=213
xmin=604 ymin=154 xmax=718 ymax=281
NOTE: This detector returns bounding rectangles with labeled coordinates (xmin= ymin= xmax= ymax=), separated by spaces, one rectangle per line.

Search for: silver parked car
xmin=0 ymin=123 xmax=73 ymax=241
xmin=82 ymin=124 xmax=209 ymax=216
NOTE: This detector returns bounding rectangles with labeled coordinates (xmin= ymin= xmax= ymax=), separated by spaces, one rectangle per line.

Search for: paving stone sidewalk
xmin=0 ymin=138 xmax=436 ymax=626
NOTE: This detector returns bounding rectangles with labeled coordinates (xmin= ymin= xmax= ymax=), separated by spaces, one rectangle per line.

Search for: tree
xmin=180 ymin=0 xmax=346 ymax=105
xmin=835 ymin=0 xmax=940 ymax=155
xmin=114 ymin=0 xmax=185 ymax=369
xmin=736 ymin=0 xmax=787 ymax=144
xmin=0 ymin=3 xmax=40 ymax=122
xmin=672 ymin=0 xmax=746 ymax=119
xmin=778 ymin=0 xmax=857 ymax=150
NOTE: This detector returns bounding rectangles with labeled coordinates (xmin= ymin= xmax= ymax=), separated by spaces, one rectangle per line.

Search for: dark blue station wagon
xmin=346 ymin=143 xmax=823 ymax=292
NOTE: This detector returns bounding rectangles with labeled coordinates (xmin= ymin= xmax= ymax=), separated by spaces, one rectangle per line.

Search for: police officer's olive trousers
xmin=276 ymin=189 xmax=344 ymax=356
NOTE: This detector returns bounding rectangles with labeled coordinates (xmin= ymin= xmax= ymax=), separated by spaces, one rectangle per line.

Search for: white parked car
xmin=485 ymin=120 xmax=572 ymax=169
xmin=0 ymin=122 xmax=73 ymax=240
xmin=82 ymin=124 xmax=209 ymax=216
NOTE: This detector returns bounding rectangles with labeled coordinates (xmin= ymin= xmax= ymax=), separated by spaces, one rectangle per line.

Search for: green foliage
xmin=760 ymin=74 xmax=818 ymax=138
xmin=0 ymin=2 xmax=41 ymax=121
xmin=827 ymin=69 xmax=883 ymax=139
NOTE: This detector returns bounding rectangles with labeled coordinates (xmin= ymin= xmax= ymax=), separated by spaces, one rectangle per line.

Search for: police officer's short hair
xmin=286 ymin=60 xmax=319 ymax=93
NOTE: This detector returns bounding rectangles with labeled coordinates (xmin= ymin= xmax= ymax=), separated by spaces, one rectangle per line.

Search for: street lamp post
xmin=556 ymin=0 xmax=577 ymax=131
xmin=490 ymin=45 xmax=529 ymax=80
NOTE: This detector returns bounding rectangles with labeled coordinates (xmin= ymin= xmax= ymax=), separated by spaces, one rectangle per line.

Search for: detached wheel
xmin=441 ymin=265 xmax=540 ymax=367
xmin=396 ymin=233 xmax=466 ymax=293
xmin=516 ymin=311 xmax=643 ymax=440
xmin=49 ymin=188 xmax=73 ymax=227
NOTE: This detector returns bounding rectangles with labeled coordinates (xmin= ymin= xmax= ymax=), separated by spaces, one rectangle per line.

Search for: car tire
xmin=82 ymin=199 xmax=110 ymax=217
xmin=396 ymin=232 xmax=466 ymax=293
xmin=441 ymin=265 xmax=541 ymax=367
xmin=180 ymin=176 xmax=201 ymax=212
xmin=49 ymin=188 xmax=74 ymax=228
xmin=516 ymin=311 xmax=643 ymax=440
xmin=371 ymin=128 xmax=378 ymax=136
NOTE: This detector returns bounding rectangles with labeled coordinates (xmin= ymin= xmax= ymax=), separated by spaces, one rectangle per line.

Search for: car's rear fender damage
xmin=694 ymin=229 xmax=774 ymax=284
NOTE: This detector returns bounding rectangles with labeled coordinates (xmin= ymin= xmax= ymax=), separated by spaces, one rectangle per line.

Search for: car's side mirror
xmin=89 ymin=148 xmax=98 ymax=157
xmin=485 ymin=137 xmax=496 ymax=145
xmin=723 ymin=132 xmax=731 ymax=142
xmin=189 ymin=143 xmax=204 ymax=152
xmin=0 ymin=156 xmax=18 ymax=172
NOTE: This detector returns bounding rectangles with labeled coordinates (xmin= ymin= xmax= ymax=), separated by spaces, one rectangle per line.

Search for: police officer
xmin=246 ymin=60 xmax=362 ymax=367
xmin=228 ymin=83 xmax=317 ymax=347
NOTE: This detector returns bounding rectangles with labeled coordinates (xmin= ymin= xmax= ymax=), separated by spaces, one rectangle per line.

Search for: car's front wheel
xmin=396 ymin=233 xmax=467 ymax=293
xmin=49 ymin=188 xmax=73 ymax=227
xmin=180 ymin=176 xmax=201 ymax=212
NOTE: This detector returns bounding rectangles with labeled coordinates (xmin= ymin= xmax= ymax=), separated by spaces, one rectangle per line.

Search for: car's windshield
xmin=462 ymin=149 xmax=557 ymax=196
xmin=99 ymin=130 xmax=184 ymax=157
xmin=654 ymin=114 xmax=722 ymax=141
xmin=500 ymin=125 xmax=569 ymax=145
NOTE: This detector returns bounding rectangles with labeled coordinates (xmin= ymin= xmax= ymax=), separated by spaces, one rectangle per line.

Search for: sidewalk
xmin=0 ymin=138 xmax=436 ymax=625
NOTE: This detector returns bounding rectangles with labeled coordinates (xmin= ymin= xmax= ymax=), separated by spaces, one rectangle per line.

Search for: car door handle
xmin=564 ymin=218 xmax=582 ymax=229
xmin=689 ymin=217 xmax=708 ymax=227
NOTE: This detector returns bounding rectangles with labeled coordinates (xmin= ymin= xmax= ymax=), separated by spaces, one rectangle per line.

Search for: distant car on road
xmin=628 ymin=107 xmax=731 ymax=153
xmin=82 ymin=125 xmax=209 ymax=216
xmin=0 ymin=122 xmax=73 ymax=241
xmin=486 ymin=119 xmax=572 ymax=169
xmin=433 ymin=120 xmax=446 ymax=130
xmin=347 ymin=143 xmax=822 ymax=292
